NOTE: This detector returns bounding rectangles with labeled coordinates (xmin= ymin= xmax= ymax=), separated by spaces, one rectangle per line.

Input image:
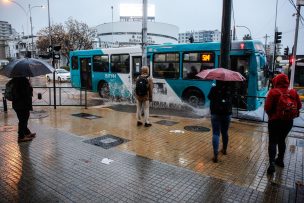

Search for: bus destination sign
xmin=201 ymin=53 xmax=214 ymax=63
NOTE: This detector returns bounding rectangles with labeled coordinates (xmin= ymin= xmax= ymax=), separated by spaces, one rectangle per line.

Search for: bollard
xmin=2 ymin=95 xmax=7 ymax=113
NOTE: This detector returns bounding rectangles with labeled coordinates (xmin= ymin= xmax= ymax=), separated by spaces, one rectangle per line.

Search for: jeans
xmin=136 ymin=99 xmax=150 ymax=124
xmin=211 ymin=114 xmax=231 ymax=157
xmin=268 ymin=119 xmax=293 ymax=164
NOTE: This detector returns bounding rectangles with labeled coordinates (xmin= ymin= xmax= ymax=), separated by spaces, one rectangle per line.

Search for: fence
xmin=232 ymin=95 xmax=304 ymax=128
xmin=1 ymin=86 xmax=87 ymax=112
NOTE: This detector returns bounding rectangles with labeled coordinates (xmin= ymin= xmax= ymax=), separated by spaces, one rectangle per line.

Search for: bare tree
xmin=36 ymin=18 xmax=93 ymax=66
xmin=243 ymin=34 xmax=252 ymax=40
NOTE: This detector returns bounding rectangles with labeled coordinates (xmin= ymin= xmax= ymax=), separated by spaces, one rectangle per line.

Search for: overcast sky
xmin=0 ymin=0 xmax=303 ymax=54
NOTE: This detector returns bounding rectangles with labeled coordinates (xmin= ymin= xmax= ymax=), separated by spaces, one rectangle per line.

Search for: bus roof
xmin=147 ymin=40 xmax=264 ymax=53
xmin=70 ymin=46 xmax=142 ymax=56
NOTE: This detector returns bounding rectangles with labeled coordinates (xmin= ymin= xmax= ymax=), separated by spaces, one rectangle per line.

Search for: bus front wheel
xmin=183 ymin=89 xmax=205 ymax=108
xmin=98 ymin=82 xmax=110 ymax=98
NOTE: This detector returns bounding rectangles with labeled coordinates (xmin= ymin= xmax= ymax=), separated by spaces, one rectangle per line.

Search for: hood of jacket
xmin=272 ymin=73 xmax=289 ymax=88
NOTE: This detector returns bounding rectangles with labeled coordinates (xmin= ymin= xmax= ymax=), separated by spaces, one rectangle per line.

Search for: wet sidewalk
xmin=0 ymin=106 xmax=303 ymax=202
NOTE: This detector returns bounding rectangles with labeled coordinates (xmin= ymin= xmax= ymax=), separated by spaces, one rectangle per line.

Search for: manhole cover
xmin=30 ymin=110 xmax=49 ymax=119
xmin=84 ymin=134 xmax=129 ymax=149
xmin=72 ymin=113 xmax=102 ymax=119
xmin=155 ymin=120 xmax=178 ymax=126
xmin=184 ymin=126 xmax=210 ymax=132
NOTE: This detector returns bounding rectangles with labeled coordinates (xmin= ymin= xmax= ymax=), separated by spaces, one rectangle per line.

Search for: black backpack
xmin=135 ymin=76 xmax=149 ymax=96
xmin=4 ymin=79 xmax=14 ymax=101
xmin=213 ymin=88 xmax=232 ymax=114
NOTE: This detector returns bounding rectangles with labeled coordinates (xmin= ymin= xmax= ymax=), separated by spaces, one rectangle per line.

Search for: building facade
xmin=178 ymin=30 xmax=221 ymax=44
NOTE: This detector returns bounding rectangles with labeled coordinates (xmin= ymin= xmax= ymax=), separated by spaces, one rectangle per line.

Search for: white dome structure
xmin=93 ymin=21 xmax=179 ymax=48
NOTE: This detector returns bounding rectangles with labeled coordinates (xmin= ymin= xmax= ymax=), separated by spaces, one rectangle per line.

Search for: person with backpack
xmin=265 ymin=73 xmax=302 ymax=174
xmin=10 ymin=77 xmax=36 ymax=143
xmin=208 ymin=82 xmax=233 ymax=163
xmin=135 ymin=66 xmax=153 ymax=127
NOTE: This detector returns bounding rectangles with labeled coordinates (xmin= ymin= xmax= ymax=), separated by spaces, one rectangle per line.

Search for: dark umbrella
xmin=0 ymin=58 xmax=54 ymax=78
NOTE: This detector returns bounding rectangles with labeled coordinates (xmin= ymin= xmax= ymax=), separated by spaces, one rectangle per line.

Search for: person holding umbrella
xmin=0 ymin=58 xmax=54 ymax=143
xmin=208 ymin=82 xmax=233 ymax=163
xmin=11 ymin=77 xmax=36 ymax=142
xmin=196 ymin=67 xmax=246 ymax=163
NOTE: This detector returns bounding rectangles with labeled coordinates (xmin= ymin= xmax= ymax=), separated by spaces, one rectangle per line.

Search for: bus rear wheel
xmin=98 ymin=82 xmax=110 ymax=98
xmin=183 ymin=89 xmax=205 ymax=108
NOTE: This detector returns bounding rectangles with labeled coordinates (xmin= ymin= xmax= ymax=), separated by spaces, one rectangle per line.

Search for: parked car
xmin=46 ymin=68 xmax=70 ymax=82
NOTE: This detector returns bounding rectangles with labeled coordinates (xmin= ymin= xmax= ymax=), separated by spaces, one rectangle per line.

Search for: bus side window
xmin=93 ymin=55 xmax=109 ymax=72
xmin=71 ymin=56 xmax=78 ymax=70
xmin=153 ymin=53 xmax=179 ymax=79
xmin=111 ymin=54 xmax=130 ymax=73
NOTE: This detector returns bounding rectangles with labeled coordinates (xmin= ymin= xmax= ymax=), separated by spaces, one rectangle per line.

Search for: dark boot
xmin=275 ymin=158 xmax=284 ymax=167
xmin=267 ymin=162 xmax=275 ymax=174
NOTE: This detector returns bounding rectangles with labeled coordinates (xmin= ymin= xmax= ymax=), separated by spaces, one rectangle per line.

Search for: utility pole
xmin=47 ymin=0 xmax=56 ymax=109
xmin=220 ymin=0 xmax=232 ymax=70
xmin=264 ymin=34 xmax=270 ymax=54
xmin=272 ymin=0 xmax=279 ymax=73
xmin=142 ymin=0 xmax=148 ymax=66
xmin=290 ymin=1 xmax=303 ymax=88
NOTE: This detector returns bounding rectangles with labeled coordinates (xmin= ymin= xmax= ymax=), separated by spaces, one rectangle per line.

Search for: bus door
xmin=80 ymin=57 xmax=92 ymax=90
xmin=230 ymin=55 xmax=250 ymax=109
xmin=132 ymin=56 xmax=142 ymax=82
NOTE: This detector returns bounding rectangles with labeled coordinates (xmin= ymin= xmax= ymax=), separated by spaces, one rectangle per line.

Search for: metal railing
xmin=1 ymin=86 xmax=87 ymax=112
xmin=232 ymin=95 xmax=304 ymax=128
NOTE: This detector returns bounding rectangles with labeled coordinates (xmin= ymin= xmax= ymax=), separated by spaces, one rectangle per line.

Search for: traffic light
xmin=275 ymin=31 xmax=282 ymax=44
xmin=284 ymin=46 xmax=289 ymax=56
xmin=189 ymin=36 xmax=194 ymax=43
xmin=289 ymin=55 xmax=294 ymax=67
xmin=52 ymin=45 xmax=61 ymax=60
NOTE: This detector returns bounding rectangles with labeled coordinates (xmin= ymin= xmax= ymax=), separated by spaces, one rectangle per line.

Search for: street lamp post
xmin=111 ymin=6 xmax=113 ymax=47
xmin=29 ymin=4 xmax=44 ymax=57
xmin=236 ymin=25 xmax=252 ymax=39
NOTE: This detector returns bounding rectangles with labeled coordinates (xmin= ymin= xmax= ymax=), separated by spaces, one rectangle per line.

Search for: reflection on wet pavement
xmin=0 ymin=106 xmax=303 ymax=202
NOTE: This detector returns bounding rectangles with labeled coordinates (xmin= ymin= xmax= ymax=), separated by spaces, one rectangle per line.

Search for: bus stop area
xmin=0 ymin=106 xmax=303 ymax=202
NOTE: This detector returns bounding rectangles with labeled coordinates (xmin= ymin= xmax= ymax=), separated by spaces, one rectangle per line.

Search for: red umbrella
xmin=196 ymin=67 xmax=246 ymax=81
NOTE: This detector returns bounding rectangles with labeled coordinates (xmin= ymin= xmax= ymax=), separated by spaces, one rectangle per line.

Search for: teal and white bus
xmin=70 ymin=40 xmax=268 ymax=110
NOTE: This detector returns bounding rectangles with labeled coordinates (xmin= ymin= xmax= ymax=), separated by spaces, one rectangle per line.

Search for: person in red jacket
xmin=264 ymin=73 xmax=302 ymax=174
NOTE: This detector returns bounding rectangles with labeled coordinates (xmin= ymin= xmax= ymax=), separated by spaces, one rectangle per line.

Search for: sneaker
xmin=18 ymin=136 xmax=33 ymax=143
xmin=26 ymin=132 xmax=36 ymax=138
xmin=267 ymin=164 xmax=275 ymax=174
xmin=137 ymin=121 xmax=143 ymax=126
xmin=275 ymin=158 xmax=285 ymax=168
xmin=212 ymin=157 xmax=218 ymax=163
xmin=221 ymin=149 xmax=227 ymax=155
xmin=144 ymin=123 xmax=152 ymax=127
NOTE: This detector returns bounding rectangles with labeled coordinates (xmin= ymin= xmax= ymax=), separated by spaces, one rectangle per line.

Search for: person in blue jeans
xmin=208 ymin=82 xmax=232 ymax=163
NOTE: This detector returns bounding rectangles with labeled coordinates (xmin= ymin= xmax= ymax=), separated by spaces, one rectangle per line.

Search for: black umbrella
xmin=0 ymin=58 xmax=54 ymax=78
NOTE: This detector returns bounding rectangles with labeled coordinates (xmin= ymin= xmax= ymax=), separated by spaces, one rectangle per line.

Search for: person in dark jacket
xmin=135 ymin=66 xmax=153 ymax=127
xmin=12 ymin=77 xmax=36 ymax=143
xmin=208 ymin=82 xmax=232 ymax=163
xmin=264 ymin=73 xmax=302 ymax=174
